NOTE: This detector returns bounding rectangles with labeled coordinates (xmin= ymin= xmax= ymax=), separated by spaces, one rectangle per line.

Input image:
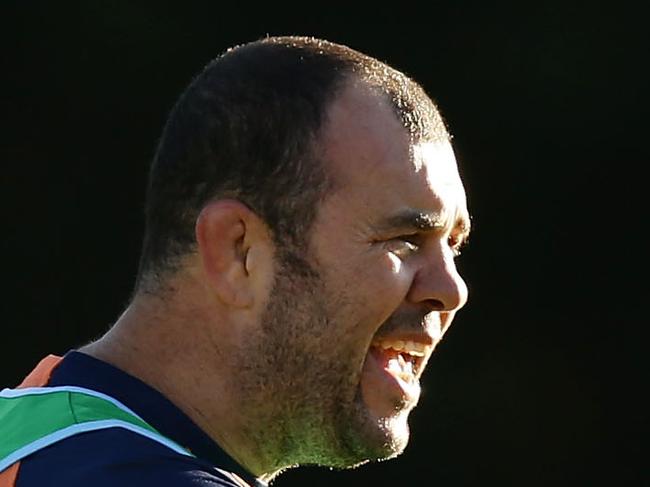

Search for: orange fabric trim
xmin=0 ymin=462 xmax=20 ymax=487
xmin=18 ymin=355 xmax=62 ymax=388
xmin=0 ymin=355 xmax=63 ymax=485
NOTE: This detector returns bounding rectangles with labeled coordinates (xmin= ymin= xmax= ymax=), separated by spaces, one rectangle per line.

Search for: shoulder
xmin=16 ymin=427 xmax=241 ymax=487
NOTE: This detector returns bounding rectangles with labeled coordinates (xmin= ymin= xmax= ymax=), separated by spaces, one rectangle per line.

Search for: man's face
xmin=240 ymin=83 xmax=470 ymax=470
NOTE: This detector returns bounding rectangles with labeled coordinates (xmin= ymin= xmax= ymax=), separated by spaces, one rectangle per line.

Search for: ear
xmin=195 ymin=200 xmax=274 ymax=308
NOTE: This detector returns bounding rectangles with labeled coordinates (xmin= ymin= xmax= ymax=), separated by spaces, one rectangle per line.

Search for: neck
xmin=79 ymin=285 xmax=280 ymax=480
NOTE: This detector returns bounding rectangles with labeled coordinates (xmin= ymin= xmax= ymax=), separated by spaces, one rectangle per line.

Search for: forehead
xmin=318 ymin=82 xmax=468 ymax=229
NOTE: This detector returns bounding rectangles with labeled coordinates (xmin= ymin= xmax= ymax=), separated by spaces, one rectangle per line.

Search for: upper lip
xmin=372 ymin=332 xmax=435 ymax=348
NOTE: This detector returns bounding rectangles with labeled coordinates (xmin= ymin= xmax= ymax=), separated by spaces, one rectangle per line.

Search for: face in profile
xmin=236 ymin=82 xmax=470 ymax=471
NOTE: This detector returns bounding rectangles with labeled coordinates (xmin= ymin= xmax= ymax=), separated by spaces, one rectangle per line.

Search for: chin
xmin=367 ymin=411 xmax=411 ymax=460
xmin=331 ymin=395 xmax=412 ymax=469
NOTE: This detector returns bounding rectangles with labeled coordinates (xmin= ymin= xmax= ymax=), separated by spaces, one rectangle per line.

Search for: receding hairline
xmin=250 ymin=36 xmax=450 ymax=142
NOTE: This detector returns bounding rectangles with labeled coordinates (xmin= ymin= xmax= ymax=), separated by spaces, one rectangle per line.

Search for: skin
xmin=81 ymin=79 xmax=470 ymax=483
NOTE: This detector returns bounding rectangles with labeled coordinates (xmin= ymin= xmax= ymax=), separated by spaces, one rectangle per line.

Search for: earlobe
xmin=195 ymin=200 xmax=256 ymax=309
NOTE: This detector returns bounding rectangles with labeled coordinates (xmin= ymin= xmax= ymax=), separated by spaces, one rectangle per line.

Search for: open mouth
xmin=370 ymin=339 xmax=427 ymax=384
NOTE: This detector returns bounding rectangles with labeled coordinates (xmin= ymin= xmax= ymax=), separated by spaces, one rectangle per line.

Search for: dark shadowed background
xmin=1 ymin=2 xmax=647 ymax=486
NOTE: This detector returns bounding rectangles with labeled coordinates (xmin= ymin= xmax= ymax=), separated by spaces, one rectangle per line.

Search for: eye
xmin=448 ymin=233 xmax=468 ymax=258
xmin=385 ymin=235 xmax=422 ymax=256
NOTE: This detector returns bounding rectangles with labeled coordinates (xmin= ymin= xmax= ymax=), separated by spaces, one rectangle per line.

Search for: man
xmin=0 ymin=36 xmax=470 ymax=486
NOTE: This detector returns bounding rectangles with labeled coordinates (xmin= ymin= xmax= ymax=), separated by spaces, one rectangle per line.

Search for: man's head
xmin=136 ymin=36 xmax=449 ymax=292
xmin=132 ymin=36 xmax=470 ymax=476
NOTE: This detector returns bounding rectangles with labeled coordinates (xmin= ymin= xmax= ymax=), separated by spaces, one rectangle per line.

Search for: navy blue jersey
xmin=14 ymin=351 xmax=265 ymax=487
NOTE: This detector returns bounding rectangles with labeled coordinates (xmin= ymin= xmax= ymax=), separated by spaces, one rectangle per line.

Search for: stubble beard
xmin=231 ymin=252 xmax=409 ymax=474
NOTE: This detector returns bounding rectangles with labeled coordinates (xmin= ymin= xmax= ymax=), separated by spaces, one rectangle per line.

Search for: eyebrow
xmin=373 ymin=208 xmax=471 ymax=239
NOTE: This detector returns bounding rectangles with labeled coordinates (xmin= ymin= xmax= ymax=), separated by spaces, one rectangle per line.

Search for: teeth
xmin=387 ymin=357 xmax=415 ymax=382
xmin=388 ymin=357 xmax=401 ymax=373
xmin=405 ymin=359 xmax=414 ymax=374
xmin=374 ymin=339 xmax=427 ymax=357
xmin=397 ymin=353 xmax=405 ymax=366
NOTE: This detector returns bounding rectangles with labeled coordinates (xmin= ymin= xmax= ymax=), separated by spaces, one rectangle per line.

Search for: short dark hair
xmin=136 ymin=36 xmax=448 ymax=292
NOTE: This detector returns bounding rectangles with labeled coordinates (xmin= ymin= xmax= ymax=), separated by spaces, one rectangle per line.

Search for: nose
xmin=407 ymin=243 xmax=468 ymax=312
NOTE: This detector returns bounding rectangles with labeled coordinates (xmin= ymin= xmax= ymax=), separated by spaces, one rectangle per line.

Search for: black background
xmin=2 ymin=2 xmax=647 ymax=485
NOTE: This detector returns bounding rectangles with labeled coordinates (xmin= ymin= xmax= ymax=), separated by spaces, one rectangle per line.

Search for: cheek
xmin=349 ymin=253 xmax=414 ymax=313
xmin=387 ymin=253 xmax=402 ymax=273
xmin=378 ymin=252 xmax=414 ymax=289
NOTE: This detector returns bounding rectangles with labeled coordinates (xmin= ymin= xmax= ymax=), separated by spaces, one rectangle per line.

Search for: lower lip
xmin=362 ymin=347 xmax=420 ymax=408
